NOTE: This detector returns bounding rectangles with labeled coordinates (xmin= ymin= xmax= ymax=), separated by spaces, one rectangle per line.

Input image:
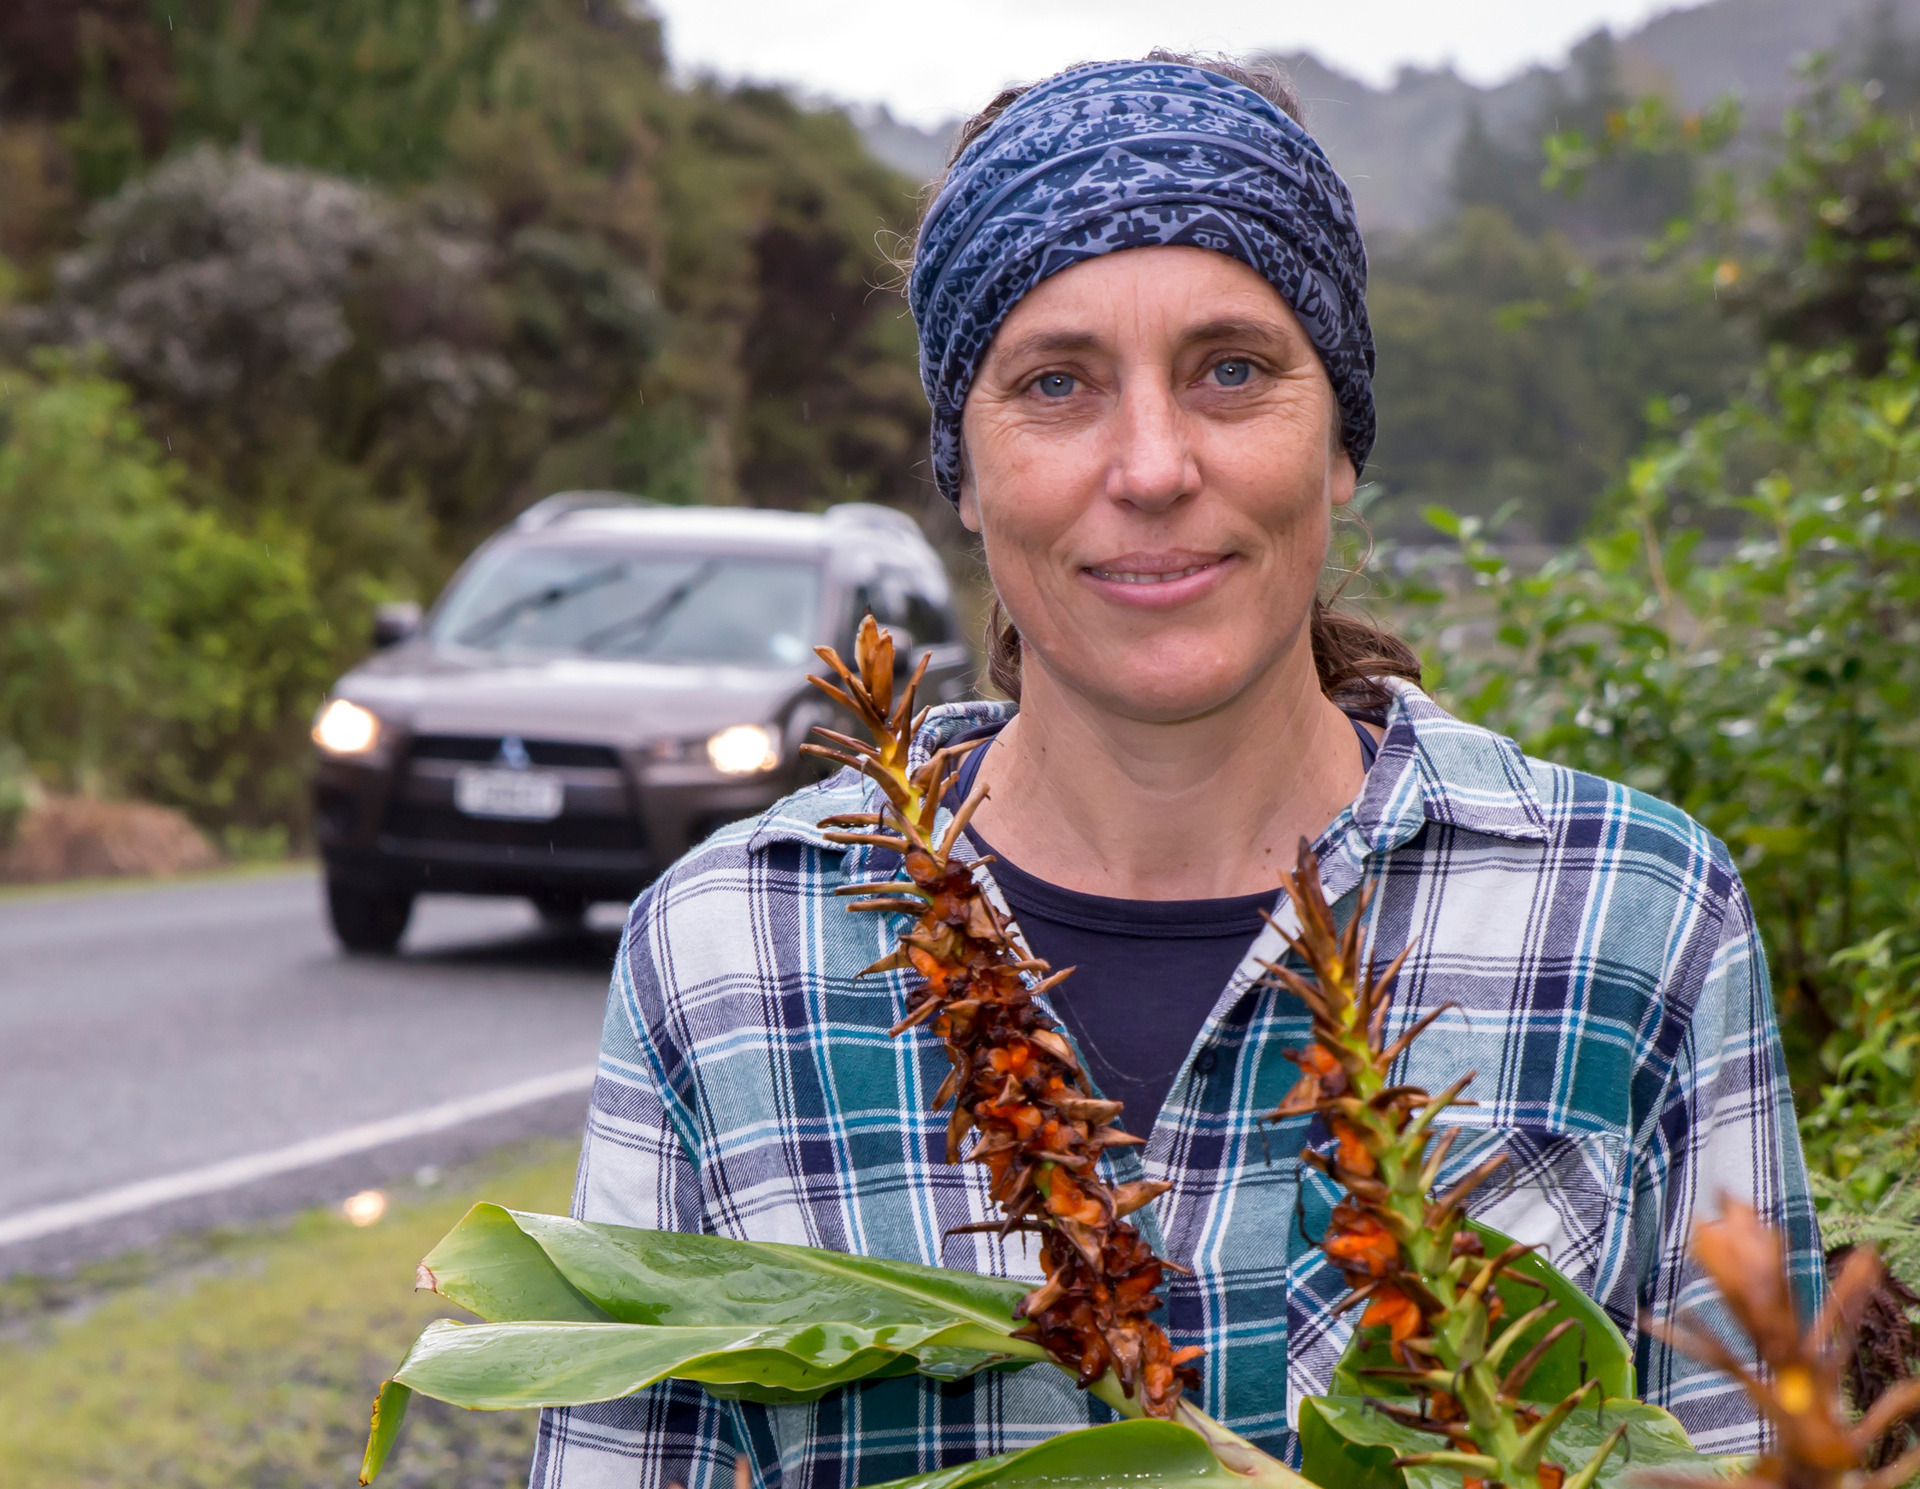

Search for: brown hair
xmin=935 ymin=51 xmax=1422 ymax=713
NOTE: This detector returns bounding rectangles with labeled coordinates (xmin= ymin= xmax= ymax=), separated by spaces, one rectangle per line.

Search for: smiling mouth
xmin=1084 ymin=561 xmax=1219 ymax=585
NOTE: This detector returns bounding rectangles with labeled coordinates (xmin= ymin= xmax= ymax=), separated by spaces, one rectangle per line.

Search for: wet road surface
xmin=0 ymin=868 xmax=621 ymax=1272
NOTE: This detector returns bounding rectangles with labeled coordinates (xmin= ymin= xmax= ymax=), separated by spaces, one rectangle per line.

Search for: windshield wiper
xmin=452 ymin=563 xmax=628 ymax=647
xmin=578 ymin=559 xmax=720 ymax=656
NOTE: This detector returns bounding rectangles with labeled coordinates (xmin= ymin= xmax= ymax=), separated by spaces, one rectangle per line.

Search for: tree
xmin=450 ymin=6 xmax=929 ymax=511
xmin=1450 ymin=31 xmax=1695 ymax=249
xmin=0 ymin=359 xmax=335 ymax=828
xmin=1736 ymin=71 xmax=1920 ymax=372
xmin=1365 ymin=208 xmax=1750 ymax=539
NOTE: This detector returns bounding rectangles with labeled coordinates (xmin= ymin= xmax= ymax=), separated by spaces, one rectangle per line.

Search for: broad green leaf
xmin=1301 ymin=1394 xmax=1712 ymax=1489
xmin=359 ymin=1207 xmax=1069 ymax=1479
xmin=371 ymin=1207 xmax=1322 ymax=1489
xmin=356 ymin=1380 xmax=411 ymax=1486
xmin=1297 ymin=1398 xmax=1403 ymax=1489
xmin=385 ymin=1315 xmax=1042 ymax=1411
xmin=422 ymin=1204 xmax=1033 ymax=1342
xmin=1329 ymin=1220 xmax=1634 ymax=1404
xmin=416 ymin=1202 xmax=609 ymax=1323
xmin=854 ymin=1419 xmax=1317 ymax=1489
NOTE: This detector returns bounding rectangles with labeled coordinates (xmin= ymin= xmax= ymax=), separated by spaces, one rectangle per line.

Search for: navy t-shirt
xmin=950 ymin=718 xmax=1377 ymax=1135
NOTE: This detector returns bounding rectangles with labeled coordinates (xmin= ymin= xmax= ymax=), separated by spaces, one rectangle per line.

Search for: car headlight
xmin=313 ymin=698 xmax=381 ymax=755
xmin=706 ymin=723 xmax=780 ymax=776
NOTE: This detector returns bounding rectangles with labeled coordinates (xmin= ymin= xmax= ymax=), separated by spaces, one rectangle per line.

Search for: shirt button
xmin=1196 ymin=1051 xmax=1217 ymax=1075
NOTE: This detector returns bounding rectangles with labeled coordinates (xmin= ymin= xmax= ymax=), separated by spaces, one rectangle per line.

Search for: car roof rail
xmin=514 ymin=490 xmax=656 ymax=531
xmin=824 ymin=502 xmax=926 ymax=543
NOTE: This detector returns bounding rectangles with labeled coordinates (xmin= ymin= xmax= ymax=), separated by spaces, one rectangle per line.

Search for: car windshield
xmin=431 ymin=546 xmax=821 ymax=666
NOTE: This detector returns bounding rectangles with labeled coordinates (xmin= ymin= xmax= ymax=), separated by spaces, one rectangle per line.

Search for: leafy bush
xmin=1735 ymin=70 xmax=1920 ymax=373
xmin=1396 ymin=344 xmax=1920 ymax=1098
xmin=1810 ymin=1111 xmax=1920 ymax=1271
xmin=12 ymin=144 xmax=641 ymax=544
xmin=0 ymin=359 xmax=335 ymax=829
xmin=1367 ymin=207 xmax=1751 ymax=540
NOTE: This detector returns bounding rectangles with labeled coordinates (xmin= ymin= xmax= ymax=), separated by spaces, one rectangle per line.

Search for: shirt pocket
xmin=1440 ymin=1123 xmax=1634 ymax=1321
xmin=1281 ymin=1121 xmax=1633 ymax=1423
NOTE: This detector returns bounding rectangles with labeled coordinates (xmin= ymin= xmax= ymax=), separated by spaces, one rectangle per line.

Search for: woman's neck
xmin=967 ymin=642 xmax=1372 ymax=900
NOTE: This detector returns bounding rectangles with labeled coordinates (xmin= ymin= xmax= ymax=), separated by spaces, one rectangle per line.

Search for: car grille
xmin=382 ymin=806 xmax=643 ymax=853
xmin=408 ymin=734 xmax=623 ymax=769
xmin=387 ymin=733 xmax=642 ymax=860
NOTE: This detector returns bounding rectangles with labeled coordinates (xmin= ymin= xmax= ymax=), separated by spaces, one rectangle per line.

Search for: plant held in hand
xmin=800 ymin=615 xmax=1201 ymax=1418
xmin=1264 ymin=844 xmax=1627 ymax=1489
xmin=1641 ymin=1199 xmax=1920 ymax=1489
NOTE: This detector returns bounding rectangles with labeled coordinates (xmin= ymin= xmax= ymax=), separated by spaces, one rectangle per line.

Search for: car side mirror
xmin=372 ymin=601 xmax=422 ymax=649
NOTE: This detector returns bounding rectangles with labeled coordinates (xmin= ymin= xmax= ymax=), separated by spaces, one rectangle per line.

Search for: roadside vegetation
xmin=0 ymin=1139 xmax=576 ymax=1488
xmin=0 ymin=0 xmax=932 ymax=848
xmin=1389 ymin=59 xmax=1920 ymax=1296
xmin=0 ymin=0 xmax=1831 ymax=851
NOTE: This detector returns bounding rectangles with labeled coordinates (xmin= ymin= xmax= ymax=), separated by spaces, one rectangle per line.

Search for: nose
xmin=1104 ymin=374 xmax=1199 ymax=514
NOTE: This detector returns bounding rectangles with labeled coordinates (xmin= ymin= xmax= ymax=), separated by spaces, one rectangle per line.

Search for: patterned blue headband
xmin=909 ymin=59 xmax=1375 ymax=504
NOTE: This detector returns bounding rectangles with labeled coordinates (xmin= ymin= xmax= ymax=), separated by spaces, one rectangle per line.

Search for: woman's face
xmin=959 ymin=245 xmax=1356 ymax=724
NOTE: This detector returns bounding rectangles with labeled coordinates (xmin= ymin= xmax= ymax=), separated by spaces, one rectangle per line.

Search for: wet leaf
xmin=357 ymin=1380 xmax=412 ymax=1486
xmin=851 ymin=1418 xmax=1317 ymax=1489
xmin=1300 ymin=1393 xmax=1715 ymax=1489
xmin=421 ymin=1203 xmax=1034 ymax=1338
xmin=361 ymin=1205 xmax=1055 ymax=1478
xmin=383 ymin=1313 xmax=1037 ymax=1411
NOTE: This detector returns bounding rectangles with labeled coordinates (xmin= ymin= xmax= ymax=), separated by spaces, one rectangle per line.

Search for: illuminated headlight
xmin=706 ymin=723 xmax=779 ymax=776
xmin=313 ymin=698 xmax=380 ymax=755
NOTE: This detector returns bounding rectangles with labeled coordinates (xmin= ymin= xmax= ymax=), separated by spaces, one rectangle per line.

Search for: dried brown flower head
xmin=1641 ymin=1201 xmax=1920 ymax=1489
xmin=801 ymin=617 xmax=1200 ymax=1418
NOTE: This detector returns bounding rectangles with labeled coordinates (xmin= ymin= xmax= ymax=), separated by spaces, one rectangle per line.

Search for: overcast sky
xmin=647 ymin=0 xmax=1690 ymax=127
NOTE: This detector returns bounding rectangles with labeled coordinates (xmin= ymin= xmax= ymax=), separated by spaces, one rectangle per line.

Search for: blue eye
xmin=1035 ymin=373 xmax=1076 ymax=398
xmin=1212 ymin=360 xmax=1252 ymax=387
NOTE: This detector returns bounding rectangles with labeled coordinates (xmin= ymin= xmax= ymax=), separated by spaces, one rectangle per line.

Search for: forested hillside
xmin=1 ymin=0 xmax=1916 ymax=837
xmin=1323 ymin=5 xmax=1920 ymax=538
xmin=0 ymin=0 xmax=933 ymax=832
xmin=1362 ymin=29 xmax=1756 ymax=538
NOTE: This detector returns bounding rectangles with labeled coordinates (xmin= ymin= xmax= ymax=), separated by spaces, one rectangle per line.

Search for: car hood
xmin=334 ymin=645 xmax=811 ymax=746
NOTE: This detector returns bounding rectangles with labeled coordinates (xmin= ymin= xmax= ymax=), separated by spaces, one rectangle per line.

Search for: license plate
xmin=453 ymin=768 xmax=564 ymax=821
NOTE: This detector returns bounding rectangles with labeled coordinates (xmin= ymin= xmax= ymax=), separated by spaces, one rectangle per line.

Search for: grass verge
xmin=0 ymin=1137 xmax=578 ymax=1488
xmin=0 ymin=856 xmax=314 ymax=904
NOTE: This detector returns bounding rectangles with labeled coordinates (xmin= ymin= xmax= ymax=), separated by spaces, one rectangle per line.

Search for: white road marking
xmin=0 ymin=1065 xmax=597 ymax=1247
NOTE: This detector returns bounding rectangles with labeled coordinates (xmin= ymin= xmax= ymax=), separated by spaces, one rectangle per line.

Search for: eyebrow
xmin=988 ymin=329 xmax=1105 ymax=365
xmin=988 ymin=315 xmax=1296 ymax=369
xmin=1179 ymin=316 xmax=1295 ymax=349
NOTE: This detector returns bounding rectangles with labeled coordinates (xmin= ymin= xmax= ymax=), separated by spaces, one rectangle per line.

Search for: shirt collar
xmin=1351 ymin=678 xmax=1549 ymax=854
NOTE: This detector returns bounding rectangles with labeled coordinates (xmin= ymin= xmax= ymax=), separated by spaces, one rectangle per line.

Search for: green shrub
xmin=0 ymin=358 xmax=335 ymax=829
xmin=1398 ymin=344 xmax=1920 ymax=1098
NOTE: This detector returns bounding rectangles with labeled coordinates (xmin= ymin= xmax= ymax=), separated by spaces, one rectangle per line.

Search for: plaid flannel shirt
xmin=530 ymin=683 xmax=1821 ymax=1489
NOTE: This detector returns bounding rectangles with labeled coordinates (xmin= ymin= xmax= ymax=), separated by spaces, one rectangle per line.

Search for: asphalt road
xmin=0 ymin=867 xmax=621 ymax=1274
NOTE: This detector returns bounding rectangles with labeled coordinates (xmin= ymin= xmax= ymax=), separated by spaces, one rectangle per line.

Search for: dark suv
xmin=310 ymin=494 xmax=970 ymax=952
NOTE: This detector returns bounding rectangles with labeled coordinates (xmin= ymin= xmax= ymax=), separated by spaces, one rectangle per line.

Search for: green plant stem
xmin=1090 ymin=1372 xmax=1145 ymax=1420
xmin=1173 ymin=1403 xmax=1317 ymax=1488
xmin=1339 ymin=1009 xmax=1585 ymax=1489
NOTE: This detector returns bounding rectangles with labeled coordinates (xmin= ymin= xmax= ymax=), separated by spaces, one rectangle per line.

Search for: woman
xmin=532 ymin=55 xmax=1818 ymax=1489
